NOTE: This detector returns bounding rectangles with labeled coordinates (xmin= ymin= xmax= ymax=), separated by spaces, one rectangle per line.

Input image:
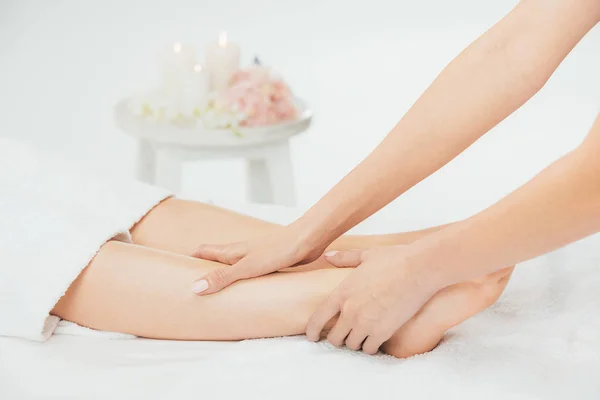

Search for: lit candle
xmin=183 ymin=63 xmax=209 ymax=115
xmin=204 ymin=31 xmax=240 ymax=92
xmin=160 ymin=42 xmax=197 ymax=99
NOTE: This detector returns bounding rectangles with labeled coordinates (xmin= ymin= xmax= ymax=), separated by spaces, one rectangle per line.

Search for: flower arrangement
xmin=217 ymin=66 xmax=298 ymax=127
xmin=129 ymin=64 xmax=298 ymax=132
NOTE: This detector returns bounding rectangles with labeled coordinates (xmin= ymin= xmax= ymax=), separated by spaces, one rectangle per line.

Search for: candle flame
xmin=173 ymin=42 xmax=182 ymax=53
xmin=218 ymin=31 xmax=228 ymax=47
xmin=194 ymin=64 xmax=202 ymax=72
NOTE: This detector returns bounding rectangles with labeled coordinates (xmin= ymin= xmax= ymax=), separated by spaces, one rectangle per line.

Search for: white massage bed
xmin=1 ymin=201 xmax=599 ymax=399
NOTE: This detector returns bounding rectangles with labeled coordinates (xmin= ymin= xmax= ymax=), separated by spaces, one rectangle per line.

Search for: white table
xmin=114 ymin=99 xmax=312 ymax=206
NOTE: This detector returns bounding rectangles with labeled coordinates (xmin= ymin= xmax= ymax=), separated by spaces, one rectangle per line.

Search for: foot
xmin=380 ymin=267 xmax=514 ymax=358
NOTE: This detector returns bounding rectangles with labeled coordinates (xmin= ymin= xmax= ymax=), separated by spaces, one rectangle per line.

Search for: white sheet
xmin=1 ymin=203 xmax=599 ymax=399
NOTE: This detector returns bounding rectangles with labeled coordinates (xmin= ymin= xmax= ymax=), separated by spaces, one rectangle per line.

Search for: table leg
xmin=136 ymin=139 xmax=156 ymax=184
xmin=265 ymin=142 xmax=296 ymax=206
xmin=246 ymin=158 xmax=273 ymax=204
xmin=155 ymin=149 xmax=183 ymax=193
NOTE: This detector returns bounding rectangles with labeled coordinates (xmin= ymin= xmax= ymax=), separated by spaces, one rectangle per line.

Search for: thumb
xmin=192 ymin=266 xmax=240 ymax=295
xmin=324 ymin=249 xmax=363 ymax=268
xmin=192 ymin=243 xmax=244 ymax=265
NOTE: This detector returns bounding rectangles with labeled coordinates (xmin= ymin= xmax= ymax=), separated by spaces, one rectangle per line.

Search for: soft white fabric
xmin=54 ymin=320 xmax=136 ymax=339
xmin=0 ymin=138 xmax=171 ymax=341
xmin=0 ymin=202 xmax=599 ymax=399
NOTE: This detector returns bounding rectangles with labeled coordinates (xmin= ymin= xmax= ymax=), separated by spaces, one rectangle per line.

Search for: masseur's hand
xmin=306 ymin=245 xmax=440 ymax=354
xmin=191 ymin=223 xmax=329 ymax=295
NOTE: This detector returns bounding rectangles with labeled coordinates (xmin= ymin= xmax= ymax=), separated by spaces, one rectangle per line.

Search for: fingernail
xmin=192 ymin=280 xmax=209 ymax=294
xmin=324 ymin=251 xmax=338 ymax=257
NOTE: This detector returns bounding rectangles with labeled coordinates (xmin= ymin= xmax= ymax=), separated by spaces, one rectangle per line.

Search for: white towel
xmin=170 ymin=237 xmax=600 ymax=399
xmin=0 ymin=138 xmax=171 ymax=341
xmin=54 ymin=320 xmax=136 ymax=339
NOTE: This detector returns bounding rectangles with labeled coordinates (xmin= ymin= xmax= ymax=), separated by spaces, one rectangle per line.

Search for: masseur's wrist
xmin=290 ymin=214 xmax=337 ymax=255
xmin=296 ymin=198 xmax=359 ymax=246
xmin=403 ymin=241 xmax=455 ymax=293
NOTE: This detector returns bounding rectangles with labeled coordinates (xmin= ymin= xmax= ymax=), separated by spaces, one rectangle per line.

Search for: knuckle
xmin=369 ymin=327 xmax=389 ymax=343
xmin=192 ymin=244 xmax=209 ymax=256
xmin=356 ymin=314 xmax=374 ymax=330
xmin=338 ymin=287 xmax=354 ymax=302
xmin=341 ymin=300 xmax=357 ymax=317
xmin=337 ymin=290 xmax=348 ymax=302
xmin=224 ymin=252 xmax=242 ymax=264
xmin=209 ymin=268 xmax=229 ymax=287
xmin=234 ymin=241 xmax=250 ymax=253
xmin=369 ymin=318 xmax=393 ymax=337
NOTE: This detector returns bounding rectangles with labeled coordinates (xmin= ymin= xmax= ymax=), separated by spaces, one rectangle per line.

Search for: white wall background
xmin=1 ymin=0 xmax=598 ymax=224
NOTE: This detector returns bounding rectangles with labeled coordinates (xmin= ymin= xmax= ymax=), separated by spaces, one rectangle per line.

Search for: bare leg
xmin=52 ymin=241 xmax=346 ymax=340
xmin=129 ymin=198 xmax=515 ymax=354
xmin=51 ymin=241 xmax=511 ymax=358
xmin=131 ymin=198 xmax=278 ymax=255
xmin=131 ymin=198 xmax=450 ymax=266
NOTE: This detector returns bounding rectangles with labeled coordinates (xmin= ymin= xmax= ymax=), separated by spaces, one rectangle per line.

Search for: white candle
xmin=183 ymin=63 xmax=209 ymax=115
xmin=204 ymin=31 xmax=240 ymax=92
xmin=160 ymin=42 xmax=197 ymax=100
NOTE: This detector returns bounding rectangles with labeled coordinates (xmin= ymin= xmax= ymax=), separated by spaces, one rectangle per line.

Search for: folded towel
xmin=0 ymin=138 xmax=171 ymax=341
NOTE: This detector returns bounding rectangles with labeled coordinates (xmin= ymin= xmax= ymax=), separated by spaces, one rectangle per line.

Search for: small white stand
xmin=115 ymin=99 xmax=312 ymax=206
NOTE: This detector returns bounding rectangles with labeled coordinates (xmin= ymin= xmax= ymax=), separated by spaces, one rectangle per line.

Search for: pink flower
xmin=220 ymin=66 xmax=298 ymax=127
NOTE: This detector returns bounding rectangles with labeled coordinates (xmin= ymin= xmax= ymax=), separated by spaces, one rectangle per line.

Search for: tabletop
xmin=114 ymin=98 xmax=312 ymax=149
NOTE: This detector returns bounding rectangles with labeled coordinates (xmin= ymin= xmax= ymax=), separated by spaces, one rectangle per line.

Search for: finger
xmin=191 ymin=262 xmax=245 ymax=295
xmin=192 ymin=243 xmax=245 ymax=265
xmin=326 ymin=316 xmax=352 ymax=347
xmin=345 ymin=329 xmax=368 ymax=351
xmin=362 ymin=329 xmax=395 ymax=355
xmin=306 ymin=295 xmax=341 ymax=342
xmin=324 ymin=250 xmax=363 ymax=268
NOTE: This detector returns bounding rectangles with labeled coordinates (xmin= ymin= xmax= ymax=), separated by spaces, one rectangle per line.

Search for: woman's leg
xmin=128 ymin=198 xmax=515 ymax=355
xmin=51 ymin=241 xmax=512 ymax=358
xmin=52 ymin=241 xmax=345 ymax=341
xmin=130 ymin=198 xmax=276 ymax=255
xmin=131 ymin=198 xmax=504 ymax=279
xmin=130 ymin=198 xmax=450 ymax=265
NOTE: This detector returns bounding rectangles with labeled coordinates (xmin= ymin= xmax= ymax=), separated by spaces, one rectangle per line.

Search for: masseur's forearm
xmin=298 ymin=0 xmax=599 ymax=244
xmin=334 ymin=224 xmax=452 ymax=250
xmin=408 ymin=116 xmax=600 ymax=288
